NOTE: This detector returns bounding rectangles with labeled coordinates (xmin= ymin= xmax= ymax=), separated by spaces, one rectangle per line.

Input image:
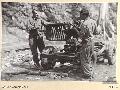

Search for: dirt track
xmin=1 ymin=49 xmax=116 ymax=82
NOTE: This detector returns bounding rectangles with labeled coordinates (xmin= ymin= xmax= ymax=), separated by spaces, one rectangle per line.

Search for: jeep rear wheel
xmin=41 ymin=46 xmax=56 ymax=70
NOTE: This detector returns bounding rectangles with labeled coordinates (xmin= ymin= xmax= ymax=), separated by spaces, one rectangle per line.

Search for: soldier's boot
xmin=33 ymin=54 xmax=43 ymax=70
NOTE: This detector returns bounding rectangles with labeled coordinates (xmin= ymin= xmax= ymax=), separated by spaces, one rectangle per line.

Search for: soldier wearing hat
xmin=74 ymin=8 xmax=97 ymax=78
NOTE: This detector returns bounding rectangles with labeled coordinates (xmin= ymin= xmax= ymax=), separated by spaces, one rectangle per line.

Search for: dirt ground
xmin=1 ymin=26 xmax=116 ymax=82
xmin=1 ymin=49 xmax=116 ymax=82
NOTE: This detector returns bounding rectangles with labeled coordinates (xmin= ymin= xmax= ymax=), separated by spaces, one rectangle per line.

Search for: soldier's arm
xmin=27 ymin=19 xmax=35 ymax=30
xmin=93 ymin=21 xmax=98 ymax=35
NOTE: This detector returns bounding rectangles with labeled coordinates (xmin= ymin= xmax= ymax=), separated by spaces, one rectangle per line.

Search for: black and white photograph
xmin=1 ymin=2 xmax=118 ymax=82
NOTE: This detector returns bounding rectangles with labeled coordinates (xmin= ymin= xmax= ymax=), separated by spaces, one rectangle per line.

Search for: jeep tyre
xmin=41 ymin=46 xmax=56 ymax=70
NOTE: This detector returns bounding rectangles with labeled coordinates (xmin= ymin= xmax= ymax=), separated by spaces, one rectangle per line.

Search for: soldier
xmin=27 ymin=9 xmax=45 ymax=69
xmin=74 ymin=8 xmax=97 ymax=78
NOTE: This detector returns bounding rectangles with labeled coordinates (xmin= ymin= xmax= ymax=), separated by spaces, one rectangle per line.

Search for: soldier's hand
xmin=78 ymin=38 xmax=82 ymax=43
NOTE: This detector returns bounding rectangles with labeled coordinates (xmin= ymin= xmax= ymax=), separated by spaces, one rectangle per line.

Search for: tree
xmin=97 ymin=3 xmax=116 ymax=65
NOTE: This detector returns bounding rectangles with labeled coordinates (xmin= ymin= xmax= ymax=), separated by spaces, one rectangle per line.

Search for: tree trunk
xmin=98 ymin=3 xmax=109 ymax=40
xmin=97 ymin=3 xmax=116 ymax=56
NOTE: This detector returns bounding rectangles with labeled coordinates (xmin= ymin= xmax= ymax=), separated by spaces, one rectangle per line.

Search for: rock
xmin=61 ymin=73 xmax=69 ymax=78
xmin=107 ymin=77 xmax=116 ymax=82
xmin=40 ymin=72 xmax=50 ymax=76
xmin=104 ymin=59 xmax=108 ymax=63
